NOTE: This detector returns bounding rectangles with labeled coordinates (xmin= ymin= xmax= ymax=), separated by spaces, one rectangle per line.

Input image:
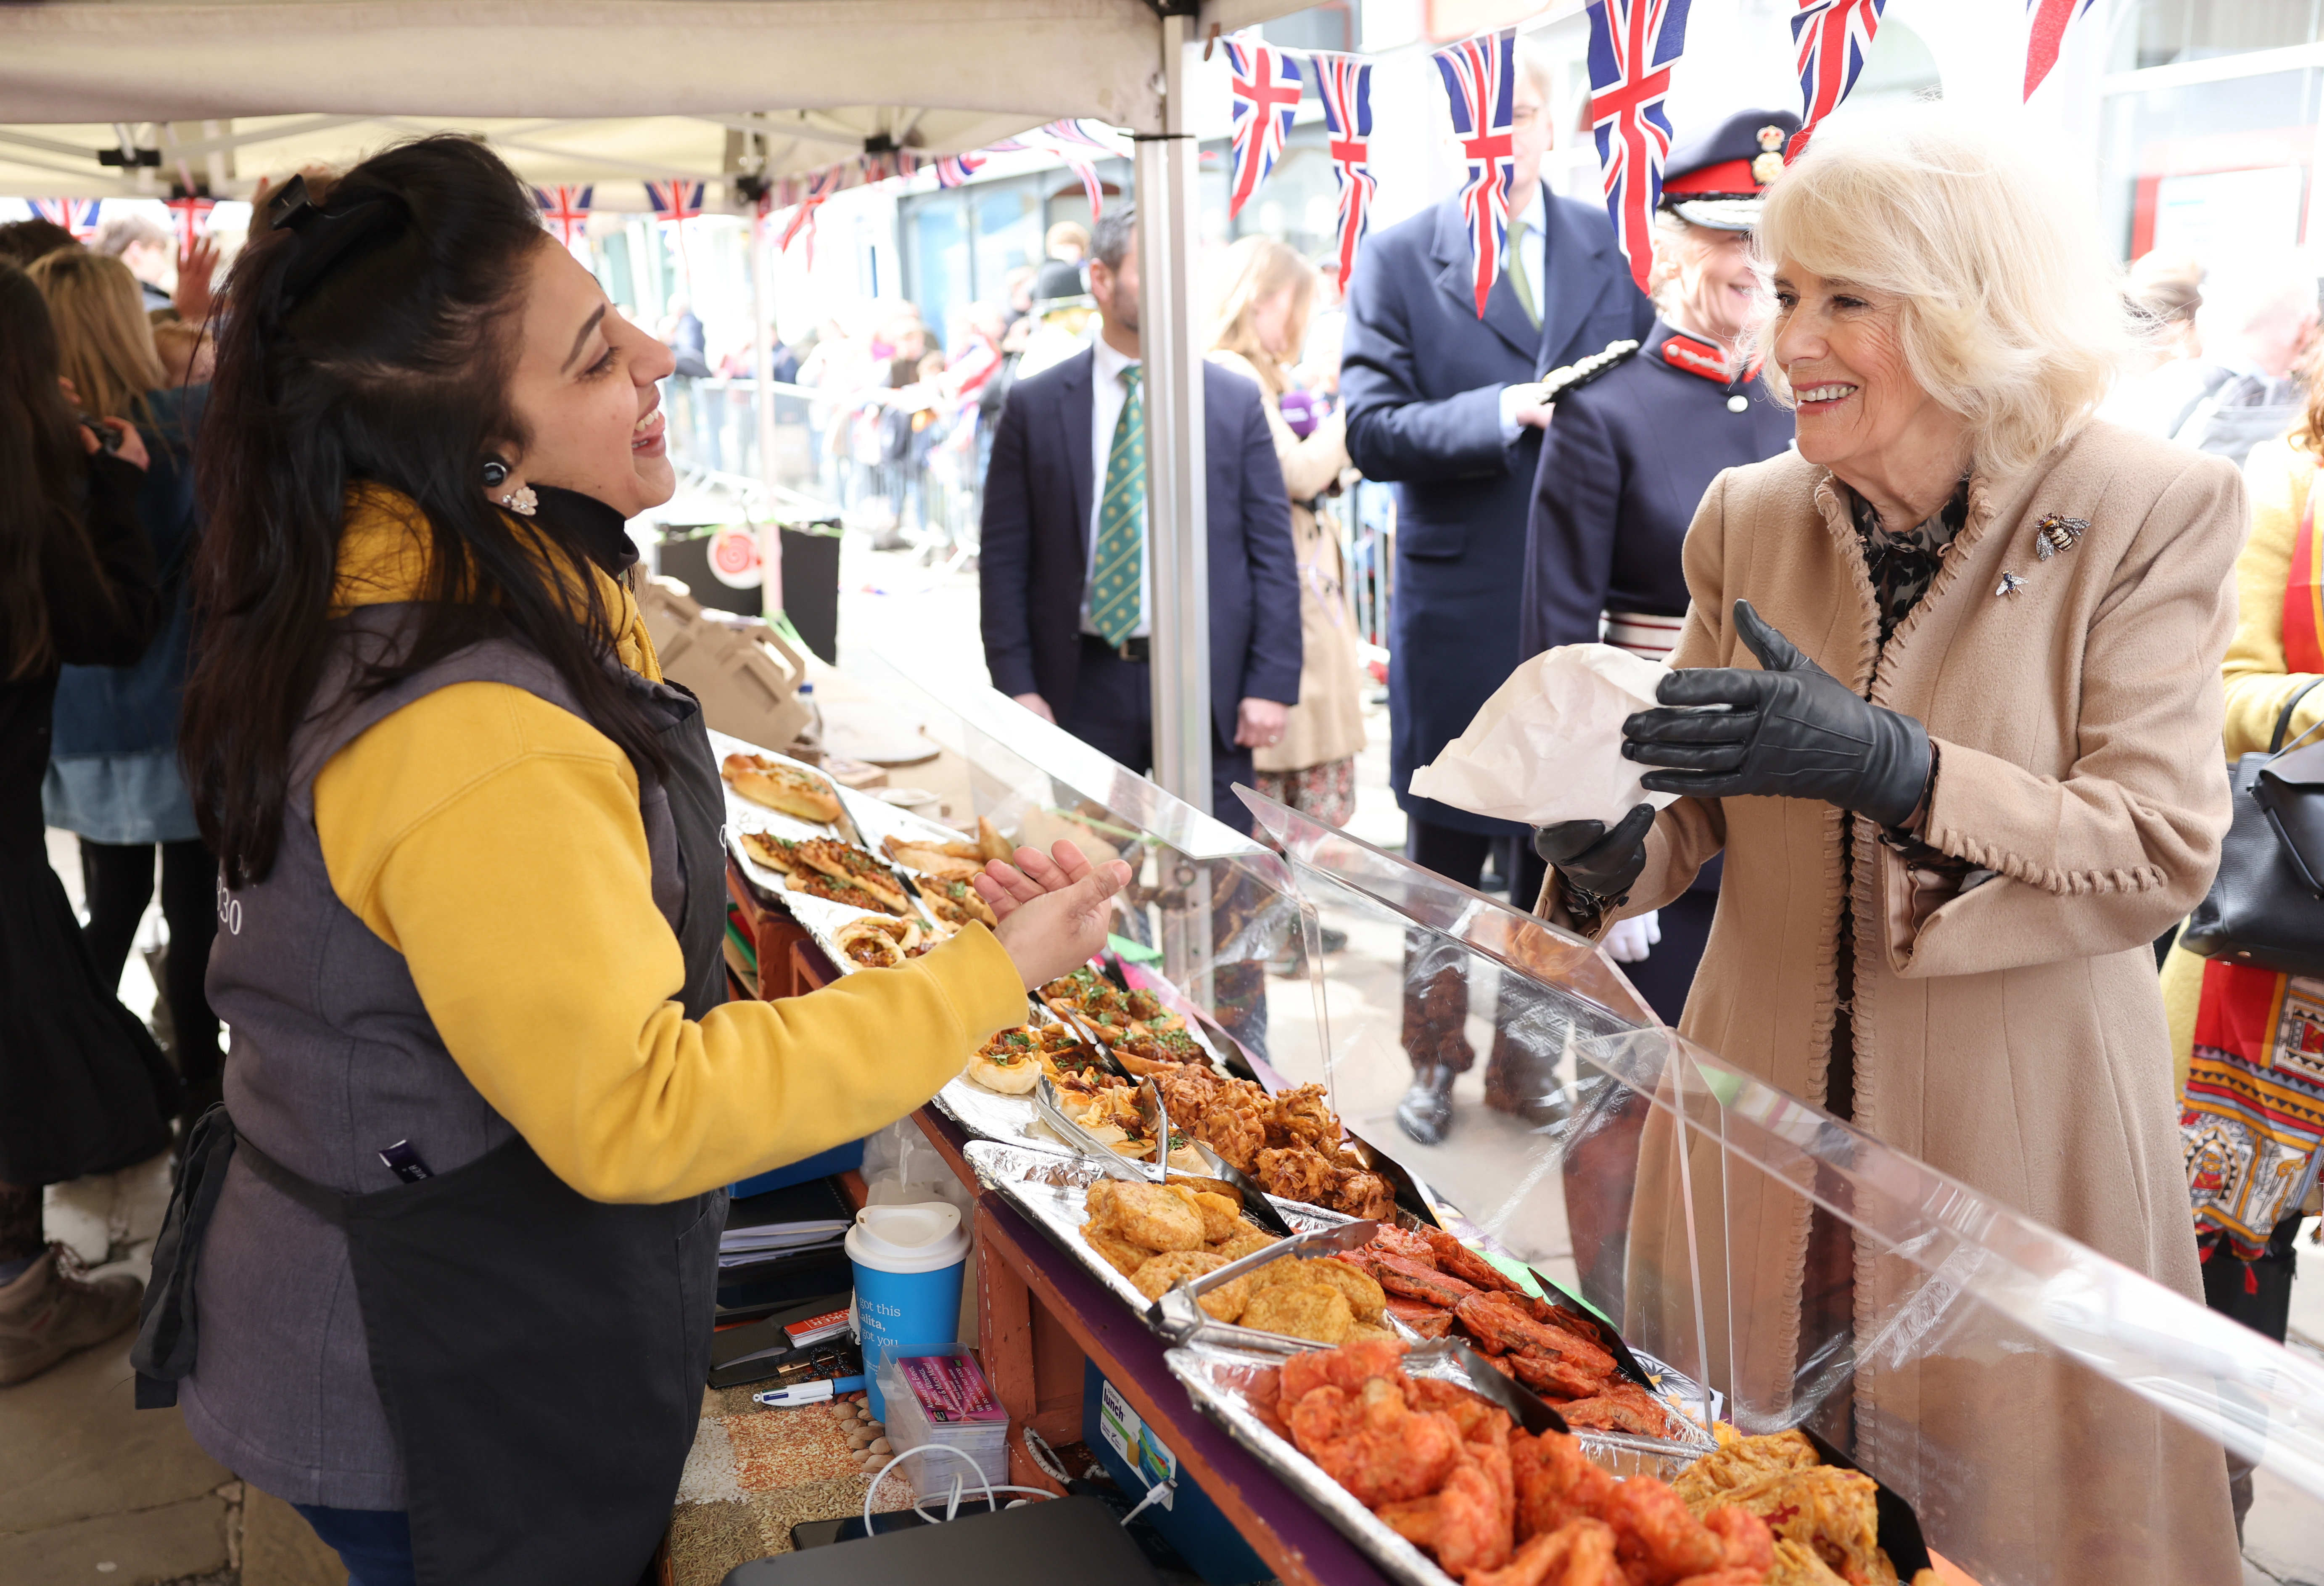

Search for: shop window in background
xmin=1197 ymin=126 xmax=1339 ymax=263
xmin=1261 ymin=1 xmax=1352 ymax=53
xmin=910 ymin=200 xmax=970 ymax=350
xmin=2100 ymin=65 xmax=2323 ymax=263
xmin=2125 ymin=0 xmax=2320 ymax=69
xmin=973 ymin=183 xmax=1040 ymax=302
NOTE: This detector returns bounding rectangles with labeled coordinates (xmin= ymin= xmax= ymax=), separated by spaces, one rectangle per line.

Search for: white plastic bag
xmin=1408 ymin=643 xmax=1680 ymax=829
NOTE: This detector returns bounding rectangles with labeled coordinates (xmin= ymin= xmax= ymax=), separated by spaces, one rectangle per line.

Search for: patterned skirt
xmin=1254 ymin=756 xmax=1357 ymax=830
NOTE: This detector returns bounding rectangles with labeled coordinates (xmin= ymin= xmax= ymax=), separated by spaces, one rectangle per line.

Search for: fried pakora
xmin=1084 ymin=1178 xmax=1204 ymax=1253
xmin=1242 ymin=1281 xmax=1355 ymax=1345
xmin=1675 ymin=1433 xmax=1893 ymax=1586
xmin=1131 ymin=1250 xmax=1254 ymax=1322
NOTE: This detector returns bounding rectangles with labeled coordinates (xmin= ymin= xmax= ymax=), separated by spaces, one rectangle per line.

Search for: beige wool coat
xmin=1545 ymin=421 xmax=2245 ymax=1583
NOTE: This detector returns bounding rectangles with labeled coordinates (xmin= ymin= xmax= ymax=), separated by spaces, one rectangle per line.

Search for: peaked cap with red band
xmin=1658 ymin=107 xmax=1801 ymax=232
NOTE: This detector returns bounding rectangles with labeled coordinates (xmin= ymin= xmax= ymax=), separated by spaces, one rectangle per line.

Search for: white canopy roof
xmin=0 ymin=0 xmax=1294 ymax=201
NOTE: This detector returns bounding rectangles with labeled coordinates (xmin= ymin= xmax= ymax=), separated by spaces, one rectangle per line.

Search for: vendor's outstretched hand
xmin=1622 ymin=599 xmax=1931 ymax=830
xmin=981 ymin=841 xmax=1134 ymax=990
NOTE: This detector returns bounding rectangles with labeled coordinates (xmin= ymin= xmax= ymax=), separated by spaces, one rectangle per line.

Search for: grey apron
xmin=138 ymin=642 xmax=730 ymax=1585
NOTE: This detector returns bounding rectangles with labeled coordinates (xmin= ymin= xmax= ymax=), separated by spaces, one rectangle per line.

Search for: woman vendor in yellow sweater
xmin=132 ymin=138 xmax=1127 ymax=1586
xmin=2161 ymin=378 xmax=2324 ymax=1417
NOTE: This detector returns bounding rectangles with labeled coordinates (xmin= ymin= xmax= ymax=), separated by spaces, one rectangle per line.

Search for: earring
xmin=481 ymin=458 xmax=510 ymax=488
xmin=497 ymin=486 xmax=539 ymax=517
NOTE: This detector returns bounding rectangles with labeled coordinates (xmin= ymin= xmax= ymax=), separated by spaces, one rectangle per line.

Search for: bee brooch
xmin=2033 ymin=513 xmax=2088 ymax=560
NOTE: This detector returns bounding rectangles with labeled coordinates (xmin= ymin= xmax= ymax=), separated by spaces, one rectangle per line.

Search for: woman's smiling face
xmin=499 ymin=240 xmax=676 ymax=517
xmin=1768 ymin=257 xmax=1948 ymax=478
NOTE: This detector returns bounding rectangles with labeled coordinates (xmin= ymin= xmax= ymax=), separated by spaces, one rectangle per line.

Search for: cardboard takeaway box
xmin=636 ymin=575 xmax=815 ymax=753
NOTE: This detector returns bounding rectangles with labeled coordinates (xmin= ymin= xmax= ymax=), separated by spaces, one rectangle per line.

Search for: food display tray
xmin=961 ymin=1141 xmax=1352 ymax=1325
xmin=708 ymin=729 xmax=863 ymax=847
xmin=1165 ymin=1340 xmax=1703 ymax=1586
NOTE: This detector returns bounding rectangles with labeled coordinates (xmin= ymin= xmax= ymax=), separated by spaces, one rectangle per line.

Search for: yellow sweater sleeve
xmin=2221 ymin=438 xmax=2324 ymax=758
xmin=312 ymin=681 xmax=1029 ymax=1203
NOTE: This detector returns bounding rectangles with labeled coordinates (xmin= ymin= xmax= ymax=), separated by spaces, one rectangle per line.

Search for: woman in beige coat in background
xmin=1209 ymin=238 xmax=1367 ymax=825
xmin=1535 ymin=109 xmax=2243 ymax=1582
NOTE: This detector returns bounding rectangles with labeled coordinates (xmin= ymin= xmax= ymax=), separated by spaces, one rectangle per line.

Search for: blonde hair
xmin=28 ymin=249 xmax=166 ymax=424
xmin=1753 ymin=105 xmax=2139 ymax=479
xmin=1208 ymin=235 xmax=1316 ymax=392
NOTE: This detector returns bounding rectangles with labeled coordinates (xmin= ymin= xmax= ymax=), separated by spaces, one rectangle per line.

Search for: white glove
xmin=1602 ymin=910 xmax=1660 ymax=964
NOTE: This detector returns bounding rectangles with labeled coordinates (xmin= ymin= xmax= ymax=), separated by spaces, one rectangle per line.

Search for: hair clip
xmin=267 ymin=174 xmax=320 ymax=233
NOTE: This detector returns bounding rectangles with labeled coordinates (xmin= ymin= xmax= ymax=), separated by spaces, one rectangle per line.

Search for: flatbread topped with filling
xmin=721 ymin=753 xmax=843 ymax=825
xmin=967 ymin=1026 xmax=1046 ymax=1093
xmin=880 ymin=835 xmax=987 ymax=883
xmin=834 ymin=915 xmax=919 ymax=970
xmin=921 ymin=877 xmax=998 ymax=930
xmin=738 ymin=830 xmax=803 ymax=873
xmin=792 ymin=838 xmax=911 ymax=914
xmin=790 ymin=871 xmax=905 ymax=917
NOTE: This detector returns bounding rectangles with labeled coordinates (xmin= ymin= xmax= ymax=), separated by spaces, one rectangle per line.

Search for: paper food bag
xmin=1408 ymin=643 xmax=1680 ymax=828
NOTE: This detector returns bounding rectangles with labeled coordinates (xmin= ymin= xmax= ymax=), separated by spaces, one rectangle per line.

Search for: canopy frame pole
xmin=1135 ymin=12 xmax=1210 ymax=816
xmin=751 ymin=187 xmax=785 ymax=616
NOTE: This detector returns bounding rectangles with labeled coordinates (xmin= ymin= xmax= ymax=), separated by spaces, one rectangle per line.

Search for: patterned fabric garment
xmin=1256 ymin=756 xmax=1357 ymax=828
xmin=1846 ymin=479 xmax=1971 ymax=644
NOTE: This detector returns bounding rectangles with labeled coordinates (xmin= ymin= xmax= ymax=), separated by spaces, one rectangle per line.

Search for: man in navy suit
xmin=1342 ymin=47 xmax=1653 ymax=1142
xmin=1344 ymin=50 xmax=1655 ymax=901
xmin=979 ymin=205 xmax=1301 ymax=835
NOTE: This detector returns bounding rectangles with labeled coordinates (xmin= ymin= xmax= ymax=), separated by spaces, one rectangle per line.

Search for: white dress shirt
xmin=1497 ymin=182 xmax=1551 ymax=446
xmin=1082 ymin=333 xmax=1151 ymax=639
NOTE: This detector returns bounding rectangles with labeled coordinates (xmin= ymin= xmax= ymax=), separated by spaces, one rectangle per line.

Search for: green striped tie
xmin=1089 ymin=365 xmax=1145 ymax=647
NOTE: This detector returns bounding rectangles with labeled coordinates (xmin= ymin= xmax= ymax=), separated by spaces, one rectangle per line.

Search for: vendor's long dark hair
xmin=0 ymin=261 xmax=85 ymax=679
xmin=184 ymin=135 xmax=666 ymax=884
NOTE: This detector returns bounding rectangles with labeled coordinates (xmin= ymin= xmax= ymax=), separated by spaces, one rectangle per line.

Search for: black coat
xmin=1341 ymin=187 xmax=1655 ymax=836
xmin=978 ymin=349 xmax=1302 ymax=747
xmin=1520 ymin=320 xmax=1796 ymax=658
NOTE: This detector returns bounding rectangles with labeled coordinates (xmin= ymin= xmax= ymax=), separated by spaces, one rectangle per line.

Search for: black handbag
xmin=2180 ymin=676 xmax=2324 ymax=975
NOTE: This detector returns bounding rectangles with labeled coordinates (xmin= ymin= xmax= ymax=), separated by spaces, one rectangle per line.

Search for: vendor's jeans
xmin=292 ymin=1504 xmax=414 ymax=1586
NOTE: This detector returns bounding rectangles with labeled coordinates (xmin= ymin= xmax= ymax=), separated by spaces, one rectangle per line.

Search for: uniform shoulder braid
xmin=1539 ymin=338 xmax=1641 ymax=403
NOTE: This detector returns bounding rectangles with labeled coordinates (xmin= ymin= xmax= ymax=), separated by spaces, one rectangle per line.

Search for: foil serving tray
xmin=961 ymin=1140 xmax=1352 ymax=1326
xmin=1165 ymin=1340 xmax=1706 ymax=1586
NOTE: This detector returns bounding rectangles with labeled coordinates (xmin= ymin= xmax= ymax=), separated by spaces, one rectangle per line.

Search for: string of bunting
xmin=164 ymin=190 xmax=217 ymax=251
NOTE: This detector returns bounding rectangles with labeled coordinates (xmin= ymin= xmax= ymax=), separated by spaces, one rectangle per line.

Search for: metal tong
xmin=1150 ymin=1218 xmax=1384 ymax=1349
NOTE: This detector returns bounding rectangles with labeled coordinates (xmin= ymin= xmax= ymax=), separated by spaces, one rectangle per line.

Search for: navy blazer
xmin=1341 ymin=188 xmax=1655 ymax=837
xmin=978 ymin=349 xmax=1302 ymax=748
xmin=1520 ymin=321 xmax=1796 ymax=658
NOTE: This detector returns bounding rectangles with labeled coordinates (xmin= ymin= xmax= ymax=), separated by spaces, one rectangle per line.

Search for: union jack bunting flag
xmin=1586 ymin=0 xmax=1693 ymax=296
xmin=1315 ymin=54 xmax=1377 ymax=293
xmin=779 ymin=168 xmax=847 ymax=263
xmin=164 ymin=193 xmax=216 ymax=252
xmin=2023 ymin=0 xmax=2100 ymax=99
xmin=31 ymin=198 xmax=102 ymax=239
xmin=1035 ymin=119 xmax=1121 ymax=155
xmin=1031 ymin=121 xmax=1120 ymax=216
xmin=644 ymin=180 xmax=703 ymax=222
xmin=1431 ymin=29 xmax=1519 ymax=318
xmin=1791 ymin=0 xmax=1883 ymax=131
xmin=535 ymin=185 xmax=593 ymax=248
xmin=934 ymin=152 xmax=986 ymax=188
xmin=1224 ymin=39 xmax=1303 ymax=220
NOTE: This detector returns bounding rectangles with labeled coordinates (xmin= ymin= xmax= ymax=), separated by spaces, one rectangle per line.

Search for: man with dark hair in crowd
xmin=979 ymin=204 xmax=1301 ymax=834
xmin=0 ymin=219 xmax=77 ymax=269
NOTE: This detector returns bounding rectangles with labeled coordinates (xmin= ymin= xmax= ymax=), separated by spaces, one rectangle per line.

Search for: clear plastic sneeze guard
xmin=866 ymin=646 xmax=1320 ymax=1080
xmin=1242 ymin=792 xmax=2324 ymax=1586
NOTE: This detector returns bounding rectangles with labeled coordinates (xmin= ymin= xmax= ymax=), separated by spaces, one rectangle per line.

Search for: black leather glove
xmin=1533 ymin=802 xmax=1656 ymax=904
xmin=1623 ymin=599 xmax=1932 ymax=830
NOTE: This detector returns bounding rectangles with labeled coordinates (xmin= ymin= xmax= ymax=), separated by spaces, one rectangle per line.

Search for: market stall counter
xmin=704 ymin=652 xmax=2324 ymax=1586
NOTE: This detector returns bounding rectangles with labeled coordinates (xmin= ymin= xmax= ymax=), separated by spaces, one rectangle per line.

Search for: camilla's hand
xmin=1623 ymin=600 xmax=1931 ymax=830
